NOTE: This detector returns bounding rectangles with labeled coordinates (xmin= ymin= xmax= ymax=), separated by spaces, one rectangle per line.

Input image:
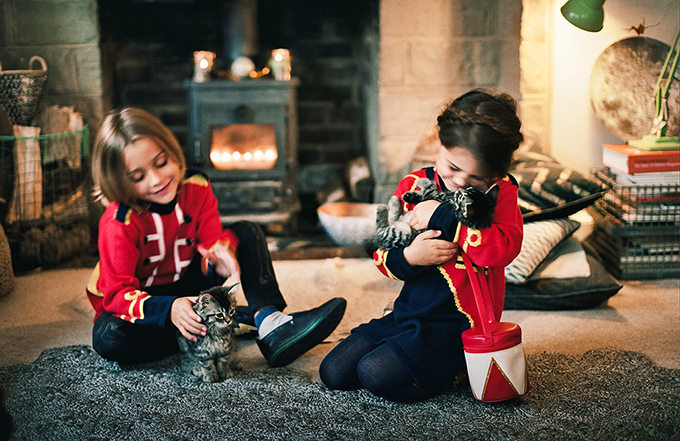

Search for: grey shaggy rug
xmin=0 ymin=345 xmax=678 ymax=441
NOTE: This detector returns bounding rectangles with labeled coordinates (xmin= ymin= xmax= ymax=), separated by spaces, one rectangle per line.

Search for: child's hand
xmin=409 ymin=200 xmax=441 ymax=230
xmin=403 ymin=230 xmax=458 ymax=267
xmin=198 ymin=245 xmax=241 ymax=280
xmin=171 ymin=296 xmax=206 ymax=341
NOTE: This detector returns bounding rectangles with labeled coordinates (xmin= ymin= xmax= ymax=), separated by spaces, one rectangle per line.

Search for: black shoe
xmin=233 ymin=306 xmax=258 ymax=338
xmin=256 ymin=297 xmax=347 ymax=367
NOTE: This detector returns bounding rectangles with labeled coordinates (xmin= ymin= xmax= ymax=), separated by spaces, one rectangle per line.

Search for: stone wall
xmin=518 ymin=0 xmax=552 ymax=155
xmin=0 ymin=0 xmax=104 ymax=135
xmin=257 ymin=0 xmax=379 ymax=198
xmin=96 ymin=0 xmax=378 ymax=202
xmin=97 ymin=0 xmax=225 ymax=150
xmin=2 ymin=0 xmax=378 ymax=199
xmin=1 ymin=0 xmax=534 ymax=209
xmin=374 ymin=0 xmax=522 ymax=202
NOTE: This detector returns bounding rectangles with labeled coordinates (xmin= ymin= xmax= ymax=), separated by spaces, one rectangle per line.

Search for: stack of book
xmin=601 ymin=143 xmax=680 ymax=185
xmin=584 ymin=143 xmax=680 ymax=280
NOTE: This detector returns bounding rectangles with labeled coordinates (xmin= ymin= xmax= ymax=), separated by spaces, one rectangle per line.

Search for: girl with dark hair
xmin=320 ymin=89 xmax=524 ymax=402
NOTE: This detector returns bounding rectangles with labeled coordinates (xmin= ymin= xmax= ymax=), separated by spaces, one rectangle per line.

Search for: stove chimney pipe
xmin=223 ymin=0 xmax=258 ymax=67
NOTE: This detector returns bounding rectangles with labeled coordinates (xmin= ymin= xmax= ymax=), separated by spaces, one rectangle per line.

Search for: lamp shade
xmin=560 ymin=0 xmax=605 ymax=32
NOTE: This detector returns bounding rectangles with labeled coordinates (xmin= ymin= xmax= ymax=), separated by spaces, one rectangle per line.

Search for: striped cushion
xmin=505 ymin=218 xmax=581 ymax=284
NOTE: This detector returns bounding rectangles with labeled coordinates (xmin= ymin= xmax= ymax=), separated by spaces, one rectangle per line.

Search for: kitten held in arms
xmin=366 ymin=177 xmax=499 ymax=251
xmin=177 ymin=284 xmax=241 ymax=382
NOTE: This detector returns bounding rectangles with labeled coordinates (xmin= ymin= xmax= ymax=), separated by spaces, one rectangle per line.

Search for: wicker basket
xmin=0 ymin=56 xmax=48 ymax=126
xmin=0 ymin=127 xmax=91 ymax=270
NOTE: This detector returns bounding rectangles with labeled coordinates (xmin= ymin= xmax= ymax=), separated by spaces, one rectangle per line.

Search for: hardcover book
xmin=602 ymin=144 xmax=680 ymax=174
xmin=608 ymin=168 xmax=680 ymax=185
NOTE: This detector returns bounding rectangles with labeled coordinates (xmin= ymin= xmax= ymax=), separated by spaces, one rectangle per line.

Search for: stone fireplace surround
xmin=1 ymin=0 xmax=550 ymax=221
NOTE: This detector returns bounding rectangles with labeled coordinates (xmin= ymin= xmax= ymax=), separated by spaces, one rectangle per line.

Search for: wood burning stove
xmin=186 ymin=79 xmax=300 ymax=232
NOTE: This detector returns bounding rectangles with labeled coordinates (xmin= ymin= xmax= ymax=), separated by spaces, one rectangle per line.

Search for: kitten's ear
xmin=224 ymin=283 xmax=239 ymax=305
xmin=208 ymin=285 xmax=236 ymax=310
xmin=417 ymin=177 xmax=434 ymax=191
xmin=464 ymin=201 xmax=475 ymax=219
xmin=225 ymin=283 xmax=240 ymax=296
xmin=485 ymin=183 xmax=500 ymax=200
xmin=198 ymin=292 xmax=210 ymax=306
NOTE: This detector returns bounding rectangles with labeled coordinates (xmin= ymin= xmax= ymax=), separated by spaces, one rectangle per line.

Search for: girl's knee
xmin=355 ymin=346 xmax=421 ymax=402
xmin=356 ymin=359 xmax=395 ymax=398
xmin=319 ymin=336 xmax=374 ymax=391
xmin=91 ymin=337 xmax=126 ymax=363
xmin=319 ymin=352 xmax=359 ymax=391
xmin=229 ymin=221 xmax=261 ymax=241
xmin=319 ymin=357 xmax=341 ymax=390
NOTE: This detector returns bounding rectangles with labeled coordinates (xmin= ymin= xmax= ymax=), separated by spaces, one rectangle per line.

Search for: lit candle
xmin=270 ymin=49 xmax=291 ymax=81
xmin=193 ymin=51 xmax=216 ymax=82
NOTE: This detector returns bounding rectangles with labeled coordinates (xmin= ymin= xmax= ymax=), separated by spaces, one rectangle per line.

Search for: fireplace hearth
xmin=186 ymin=79 xmax=300 ymax=234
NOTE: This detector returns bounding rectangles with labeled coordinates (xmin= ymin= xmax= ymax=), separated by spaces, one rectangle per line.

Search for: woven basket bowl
xmin=0 ymin=56 xmax=48 ymax=126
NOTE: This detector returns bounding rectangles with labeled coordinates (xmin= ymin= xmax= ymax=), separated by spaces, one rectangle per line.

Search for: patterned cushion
xmin=505 ymin=218 xmax=581 ymax=284
xmin=511 ymin=150 xmax=606 ymax=222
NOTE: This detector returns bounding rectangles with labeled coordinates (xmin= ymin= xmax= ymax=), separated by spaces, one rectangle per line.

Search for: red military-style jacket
xmin=372 ymin=167 xmax=523 ymax=327
xmin=86 ymin=172 xmax=237 ymax=327
xmin=355 ymin=166 xmax=523 ymax=388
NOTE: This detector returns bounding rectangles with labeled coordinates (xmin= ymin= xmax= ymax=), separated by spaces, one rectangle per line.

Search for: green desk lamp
xmin=628 ymin=30 xmax=680 ymax=150
xmin=561 ymin=0 xmax=605 ymax=33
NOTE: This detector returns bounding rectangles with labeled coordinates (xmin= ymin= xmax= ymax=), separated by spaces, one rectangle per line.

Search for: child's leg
xmin=92 ymin=258 xmax=212 ymax=364
xmin=228 ymin=221 xmax=287 ymax=313
xmin=92 ymin=311 xmax=178 ymax=364
xmin=356 ymin=344 xmax=454 ymax=403
xmin=228 ymin=221 xmax=346 ymax=367
xmin=319 ymin=332 xmax=378 ymax=391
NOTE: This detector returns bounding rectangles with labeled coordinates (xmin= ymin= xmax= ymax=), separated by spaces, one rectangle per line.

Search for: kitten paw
xmin=201 ymin=372 xmax=220 ymax=382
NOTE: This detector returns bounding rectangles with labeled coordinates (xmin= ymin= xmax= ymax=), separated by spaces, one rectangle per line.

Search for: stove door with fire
xmin=186 ymin=80 xmax=299 ymax=227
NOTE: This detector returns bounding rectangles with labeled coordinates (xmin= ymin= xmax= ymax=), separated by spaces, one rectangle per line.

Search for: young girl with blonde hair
xmin=87 ymin=107 xmax=345 ymax=366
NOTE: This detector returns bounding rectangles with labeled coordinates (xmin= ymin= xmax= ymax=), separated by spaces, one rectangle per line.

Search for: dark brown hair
xmin=437 ymin=89 xmax=523 ymax=179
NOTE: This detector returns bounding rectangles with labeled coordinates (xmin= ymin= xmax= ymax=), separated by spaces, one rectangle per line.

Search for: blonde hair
xmin=92 ymin=107 xmax=186 ymax=209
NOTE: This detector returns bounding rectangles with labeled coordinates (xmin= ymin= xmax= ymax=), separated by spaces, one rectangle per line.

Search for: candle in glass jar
xmin=270 ymin=49 xmax=291 ymax=81
xmin=193 ymin=51 xmax=215 ymax=82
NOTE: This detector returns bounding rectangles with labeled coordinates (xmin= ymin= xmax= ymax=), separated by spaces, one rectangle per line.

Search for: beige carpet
xmin=1 ymin=258 xmax=678 ymax=383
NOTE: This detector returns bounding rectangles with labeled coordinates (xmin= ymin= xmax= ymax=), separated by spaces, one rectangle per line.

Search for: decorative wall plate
xmin=590 ymin=36 xmax=679 ymax=142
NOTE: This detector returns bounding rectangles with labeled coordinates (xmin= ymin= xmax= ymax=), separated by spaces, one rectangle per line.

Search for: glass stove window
xmin=210 ymin=124 xmax=278 ymax=170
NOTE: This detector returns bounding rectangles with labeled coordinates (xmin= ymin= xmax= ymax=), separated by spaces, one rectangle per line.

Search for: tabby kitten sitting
xmin=177 ymin=284 xmax=240 ymax=382
xmin=366 ymin=177 xmax=499 ymax=251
